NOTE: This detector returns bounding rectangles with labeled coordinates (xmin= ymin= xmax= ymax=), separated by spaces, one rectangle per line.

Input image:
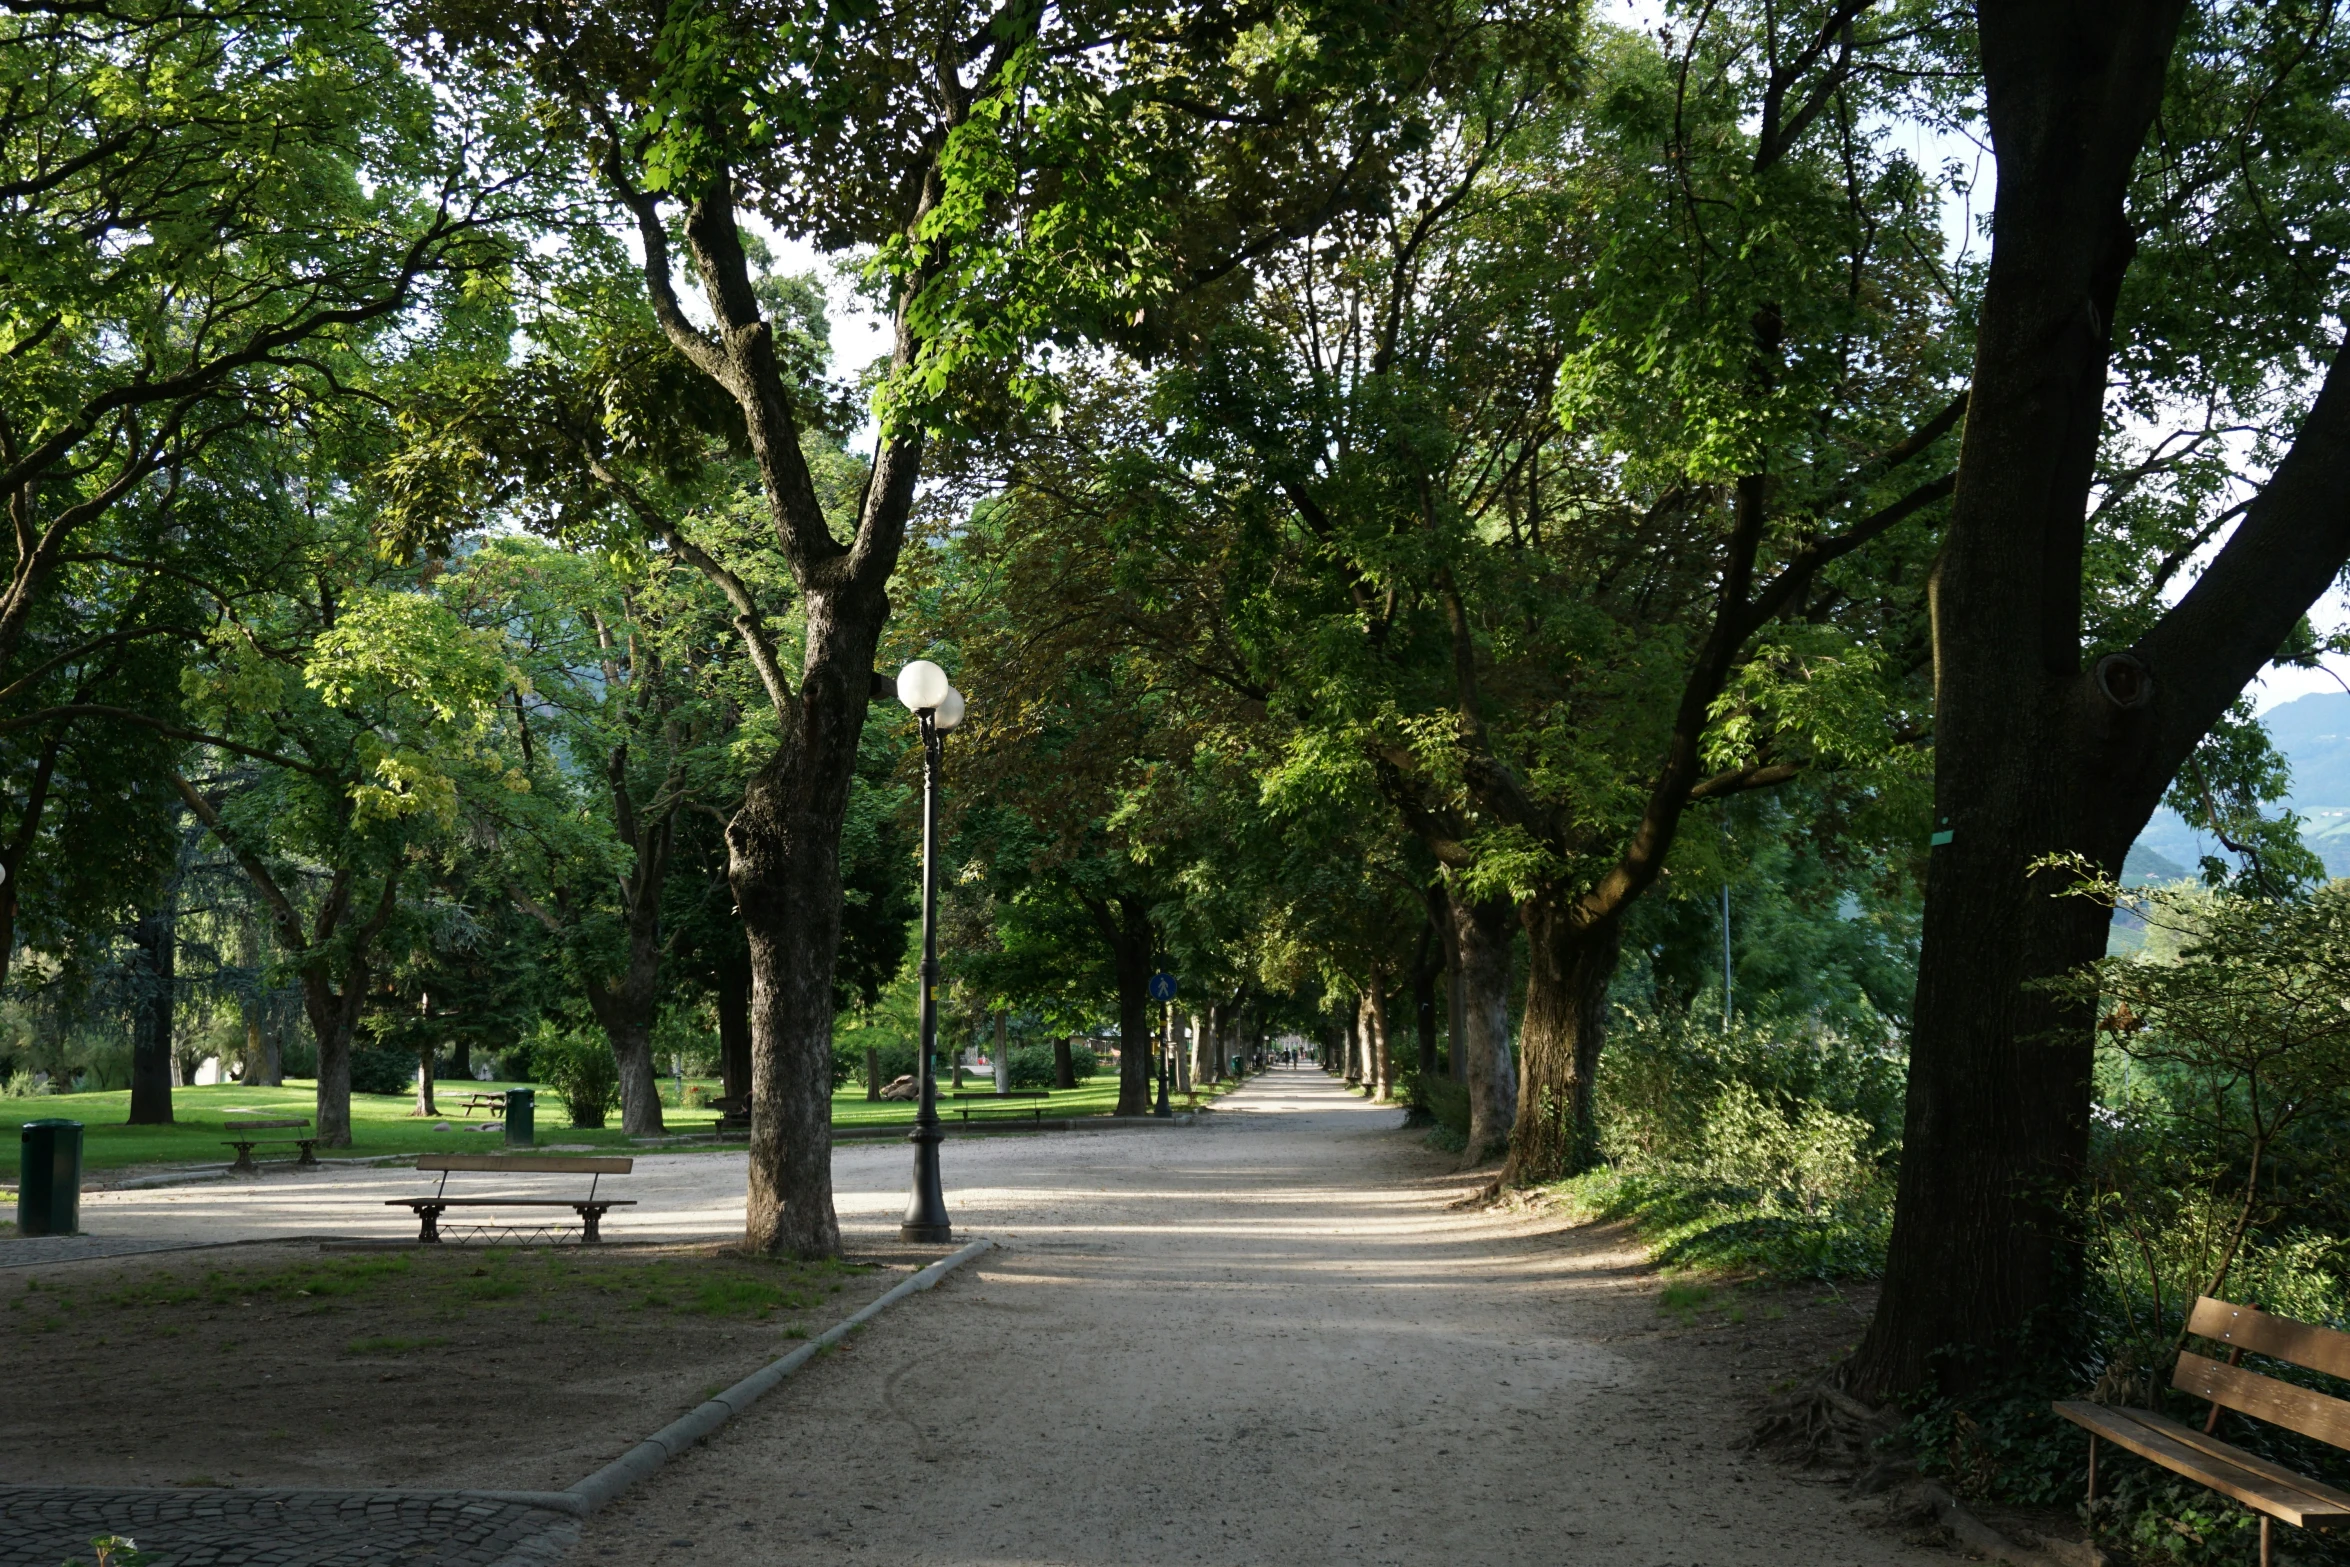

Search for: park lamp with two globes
xmin=895 ymin=658 xmax=962 ymax=1242
xmin=895 ymin=659 xmax=963 ymax=732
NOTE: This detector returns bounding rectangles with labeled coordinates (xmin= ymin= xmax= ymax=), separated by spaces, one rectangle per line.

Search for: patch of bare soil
xmin=0 ymin=1239 xmax=946 ymax=1493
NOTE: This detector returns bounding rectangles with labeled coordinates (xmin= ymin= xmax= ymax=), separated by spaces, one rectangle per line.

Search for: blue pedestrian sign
xmin=1147 ymin=972 xmax=1178 ymax=1002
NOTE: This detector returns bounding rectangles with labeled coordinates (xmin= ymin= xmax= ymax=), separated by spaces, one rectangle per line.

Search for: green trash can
xmin=18 ymin=1119 xmax=83 ymax=1236
xmin=504 ymin=1088 xmax=535 ymax=1148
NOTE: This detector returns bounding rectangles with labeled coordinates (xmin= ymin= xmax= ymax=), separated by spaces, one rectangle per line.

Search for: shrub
xmin=1065 ymin=1042 xmax=1100 ymax=1084
xmin=529 ymin=1023 xmax=620 ymax=1128
xmin=1006 ymin=1044 xmax=1058 ymax=1090
xmin=1551 ymin=1008 xmax=1901 ymax=1281
xmin=348 ymin=1047 xmax=410 ymax=1096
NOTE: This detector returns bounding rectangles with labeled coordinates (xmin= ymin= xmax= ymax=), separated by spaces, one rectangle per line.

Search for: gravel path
xmin=568 ymin=1066 xmax=1948 ymax=1567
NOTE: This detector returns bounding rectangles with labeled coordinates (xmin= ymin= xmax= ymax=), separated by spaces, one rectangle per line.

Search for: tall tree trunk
xmin=1505 ymin=899 xmax=1624 ymax=1185
xmin=1837 ymin=0 xmax=2350 ymax=1398
xmin=1366 ymin=973 xmax=1393 ymax=1101
xmin=1452 ymin=890 xmax=1516 ymax=1166
xmin=1098 ymin=896 xmax=1155 ymax=1117
xmin=126 ymin=902 xmax=176 ymax=1124
xmin=415 ymin=1047 xmax=437 ymax=1117
xmin=732 ymin=731 xmax=859 ymax=1258
xmin=1054 ymin=1034 xmax=1076 ymax=1090
xmin=993 ymin=1010 xmax=1010 ymax=1094
xmin=716 ymin=952 xmax=752 ymax=1109
xmin=593 ymin=1003 xmax=662 ymax=1135
xmin=1341 ymin=1000 xmax=1361 ymax=1085
xmin=301 ymin=973 xmax=361 ymax=1148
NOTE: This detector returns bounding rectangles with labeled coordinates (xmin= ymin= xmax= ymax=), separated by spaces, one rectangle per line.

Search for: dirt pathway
xmin=573 ymin=1066 xmax=1945 ymax=1567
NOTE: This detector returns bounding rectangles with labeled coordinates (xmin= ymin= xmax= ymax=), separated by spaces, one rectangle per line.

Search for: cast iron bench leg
xmin=415 ymin=1203 xmax=445 ymax=1243
xmin=296 ymin=1140 xmax=318 ymax=1168
xmin=227 ymin=1141 xmax=258 ymax=1174
xmin=576 ymin=1204 xmax=606 ymax=1244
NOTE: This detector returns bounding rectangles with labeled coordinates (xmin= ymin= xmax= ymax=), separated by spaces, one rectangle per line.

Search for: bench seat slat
xmin=2055 ymin=1402 xmax=2350 ymax=1526
xmin=386 ymin=1198 xmax=636 ymax=1207
xmin=2175 ymin=1353 xmax=2350 ymax=1452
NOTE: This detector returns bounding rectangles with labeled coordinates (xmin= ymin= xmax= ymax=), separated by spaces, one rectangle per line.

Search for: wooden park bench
xmin=2057 ymin=1296 xmax=2350 ymax=1567
xmin=948 ymin=1089 xmax=1052 ymax=1122
xmin=388 ymin=1154 xmax=635 ymax=1244
xmin=222 ymin=1117 xmax=317 ymax=1173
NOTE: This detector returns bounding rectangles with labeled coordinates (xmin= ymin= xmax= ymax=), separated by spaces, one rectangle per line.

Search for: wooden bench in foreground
xmin=388 ymin=1154 xmax=635 ymax=1244
xmin=222 ymin=1117 xmax=317 ymax=1173
xmin=2056 ymin=1295 xmax=2350 ymax=1566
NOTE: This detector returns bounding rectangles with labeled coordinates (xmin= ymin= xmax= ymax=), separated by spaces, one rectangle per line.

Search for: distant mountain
xmin=2129 ymin=690 xmax=2350 ymax=879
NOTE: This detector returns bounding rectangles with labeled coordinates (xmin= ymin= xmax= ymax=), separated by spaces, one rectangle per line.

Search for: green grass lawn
xmin=1 ymin=1067 xmax=1242 ymax=1175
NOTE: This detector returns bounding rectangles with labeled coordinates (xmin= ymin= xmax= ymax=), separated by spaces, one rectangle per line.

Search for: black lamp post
xmin=898 ymin=660 xmax=964 ymax=1243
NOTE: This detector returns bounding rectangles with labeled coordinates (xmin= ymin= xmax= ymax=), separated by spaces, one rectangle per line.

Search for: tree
xmin=420 ymin=0 xmax=1486 ymax=1254
xmin=1849 ymin=0 xmax=2350 ymax=1396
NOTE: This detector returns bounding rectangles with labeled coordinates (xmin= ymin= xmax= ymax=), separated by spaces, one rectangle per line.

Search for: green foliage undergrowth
xmin=1551 ymin=1010 xmax=1901 ymax=1281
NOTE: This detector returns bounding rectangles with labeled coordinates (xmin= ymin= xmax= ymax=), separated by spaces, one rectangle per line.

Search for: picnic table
xmin=446 ymin=1090 xmax=507 ymax=1119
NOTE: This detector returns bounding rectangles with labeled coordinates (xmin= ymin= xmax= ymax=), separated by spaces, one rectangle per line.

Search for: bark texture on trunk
xmin=1505 ymin=902 xmax=1623 ymax=1185
xmin=993 ymin=1010 xmax=1010 ymax=1094
xmin=414 ymin=1048 xmax=437 ymax=1117
xmin=583 ymin=737 xmax=679 ymax=1137
xmin=1053 ymin=1035 xmax=1076 ymax=1089
xmin=1849 ymin=0 xmax=2350 ymax=1396
xmin=1452 ymin=890 xmax=1517 ymax=1165
xmin=733 ymin=692 xmax=867 ymax=1258
xmin=126 ymin=902 xmax=177 ymax=1125
xmin=1366 ymin=974 xmax=1393 ymax=1101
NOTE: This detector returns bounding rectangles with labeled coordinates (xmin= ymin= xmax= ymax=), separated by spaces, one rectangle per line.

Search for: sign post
xmin=1147 ymin=973 xmax=1177 ymax=1118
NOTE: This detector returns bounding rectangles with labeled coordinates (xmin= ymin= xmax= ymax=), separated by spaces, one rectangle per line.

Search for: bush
xmin=1006 ymin=1044 xmax=1058 ymax=1090
xmin=348 ymin=1047 xmax=411 ymax=1096
xmin=529 ymin=1023 xmax=620 ymax=1128
xmin=1065 ymin=1042 xmax=1100 ymax=1084
xmin=1549 ymin=1008 xmax=1901 ymax=1281
xmin=1410 ymin=1071 xmax=1470 ymax=1137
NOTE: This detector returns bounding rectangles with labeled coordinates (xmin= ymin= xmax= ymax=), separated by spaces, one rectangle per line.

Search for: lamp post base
xmin=902 ymin=1120 xmax=951 ymax=1242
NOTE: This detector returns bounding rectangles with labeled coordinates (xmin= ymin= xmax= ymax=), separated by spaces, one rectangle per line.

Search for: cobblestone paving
xmin=0 ymin=1487 xmax=578 ymax=1567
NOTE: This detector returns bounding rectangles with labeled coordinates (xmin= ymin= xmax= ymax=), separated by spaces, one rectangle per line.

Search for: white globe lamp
xmin=897 ymin=660 xmax=950 ymax=712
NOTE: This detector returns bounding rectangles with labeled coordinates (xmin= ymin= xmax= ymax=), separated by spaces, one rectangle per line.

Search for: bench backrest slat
xmin=2175 ymin=1352 xmax=2350 ymax=1453
xmin=416 ymin=1155 xmax=632 ymax=1174
xmin=2187 ymin=1295 xmax=2350 ymax=1380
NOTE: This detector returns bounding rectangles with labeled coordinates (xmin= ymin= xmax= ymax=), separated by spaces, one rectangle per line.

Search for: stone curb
xmin=560 ymin=1235 xmax=996 ymax=1514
